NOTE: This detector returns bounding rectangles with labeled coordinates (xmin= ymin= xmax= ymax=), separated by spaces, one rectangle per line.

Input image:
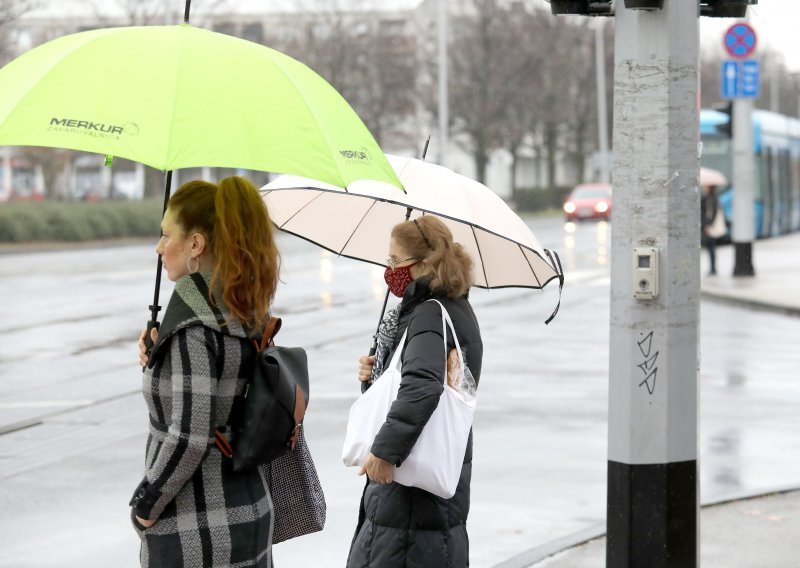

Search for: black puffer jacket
xmin=347 ymin=278 xmax=483 ymax=568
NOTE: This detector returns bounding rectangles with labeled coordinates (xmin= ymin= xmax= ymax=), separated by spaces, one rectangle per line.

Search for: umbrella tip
xmin=104 ymin=155 xmax=113 ymax=167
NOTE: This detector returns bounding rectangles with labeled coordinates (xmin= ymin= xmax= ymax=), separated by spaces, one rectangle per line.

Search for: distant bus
xmin=699 ymin=108 xmax=800 ymax=238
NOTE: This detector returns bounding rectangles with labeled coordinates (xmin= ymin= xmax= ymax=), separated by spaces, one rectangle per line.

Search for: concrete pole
xmin=101 ymin=161 xmax=113 ymax=198
xmin=595 ymin=21 xmax=610 ymax=184
xmin=732 ymin=97 xmax=756 ymax=275
xmin=1 ymin=147 xmax=11 ymax=200
xmin=437 ymin=0 xmax=449 ymax=167
xmin=607 ymin=2 xmax=699 ymax=566
xmin=770 ymin=63 xmax=780 ymax=113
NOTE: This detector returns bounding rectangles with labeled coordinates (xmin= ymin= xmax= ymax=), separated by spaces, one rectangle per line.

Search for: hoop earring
xmin=186 ymin=255 xmax=200 ymax=274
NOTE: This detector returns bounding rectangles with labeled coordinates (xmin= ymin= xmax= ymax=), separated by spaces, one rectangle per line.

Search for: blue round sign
xmin=724 ymin=23 xmax=757 ymax=59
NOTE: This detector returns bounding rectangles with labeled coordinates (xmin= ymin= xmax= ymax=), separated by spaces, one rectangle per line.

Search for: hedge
xmin=512 ymin=186 xmax=572 ymax=213
xmin=0 ymin=199 xmax=164 ymax=243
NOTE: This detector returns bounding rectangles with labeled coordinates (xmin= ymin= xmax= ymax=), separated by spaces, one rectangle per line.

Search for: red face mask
xmin=384 ymin=263 xmax=417 ymax=298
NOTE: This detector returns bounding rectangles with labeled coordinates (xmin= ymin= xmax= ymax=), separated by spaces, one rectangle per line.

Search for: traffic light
xmin=713 ymin=101 xmax=733 ymax=138
xmin=546 ymin=0 xmax=614 ymax=16
xmin=624 ymin=0 xmax=664 ymax=8
xmin=700 ymin=0 xmax=758 ymax=18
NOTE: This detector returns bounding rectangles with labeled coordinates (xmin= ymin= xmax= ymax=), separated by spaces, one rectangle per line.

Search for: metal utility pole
xmin=732 ymin=95 xmax=756 ymax=275
xmin=726 ymin=15 xmax=758 ymax=277
xmin=595 ymin=21 xmax=610 ymax=184
xmin=607 ymin=2 xmax=699 ymax=566
xmin=437 ymin=0 xmax=449 ymax=167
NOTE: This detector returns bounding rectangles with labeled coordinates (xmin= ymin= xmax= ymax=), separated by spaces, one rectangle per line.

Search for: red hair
xmin=168 ymin=177 xmax=280 ymax=329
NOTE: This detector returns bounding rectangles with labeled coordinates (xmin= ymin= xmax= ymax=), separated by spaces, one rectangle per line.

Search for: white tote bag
xmin=341 ymin=329 xmax=406 ymax=469
xmin=341 ymin=300 xmax=477 ymax=499
xmin=708 ymin=207 xmax=727 ymax=239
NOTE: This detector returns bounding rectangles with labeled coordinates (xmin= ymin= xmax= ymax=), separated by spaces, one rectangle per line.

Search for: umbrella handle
xmin=144 ymin=319 xmax=160 ymax=351
xmin=142 ymin=319 xmax=160 ymax=372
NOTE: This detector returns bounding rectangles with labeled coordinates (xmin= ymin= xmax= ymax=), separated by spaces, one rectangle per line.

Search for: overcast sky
xmin=23 ymin=0 xmax=799 ymax=73
xmin=700 ymin=1 xmax=800 ymax=72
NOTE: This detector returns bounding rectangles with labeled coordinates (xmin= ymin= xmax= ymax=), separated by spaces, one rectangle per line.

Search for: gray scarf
xmin=370 ymin=306 xmax=401 ymax=383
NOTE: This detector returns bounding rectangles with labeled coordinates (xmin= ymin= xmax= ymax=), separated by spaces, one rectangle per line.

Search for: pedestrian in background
xmin=701 ymin=183 xmax=720 ymax=275
xmin=348 ymin=216 xmax=483 ymax=568
xmin=132 ymin=177 xmax=280 ymax=567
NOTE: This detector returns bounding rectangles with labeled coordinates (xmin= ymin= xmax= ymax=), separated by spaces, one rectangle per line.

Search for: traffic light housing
xmin=713 ymin=102 xmax=733 ymax=138
xmin=624 ymin=0 xmax=664 ymax=8
xmin=546 ymin=0 xmax=614 ymax=16
xmin=547 ymin=0 xmax=757 ymax=16
xmin=700 ymin=0 xmax=758 ymax=18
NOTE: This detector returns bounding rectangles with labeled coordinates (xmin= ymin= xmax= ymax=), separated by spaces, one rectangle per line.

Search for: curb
xmin=0 ymin=237 xmax=153 ymax=255
xmin=491 ymin=484 xmax=800 ymax=568
xmin=700 ymin=290 xmax=800 ymax=319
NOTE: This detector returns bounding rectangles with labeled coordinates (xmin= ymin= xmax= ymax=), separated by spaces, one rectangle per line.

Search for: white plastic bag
xmin=341 ymin=300 xmax=476 ymax=499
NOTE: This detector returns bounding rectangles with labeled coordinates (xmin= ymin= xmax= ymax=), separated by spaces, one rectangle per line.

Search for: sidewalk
xmin=498 ymin=232 xmax=800 ymax=568
xmin=700 ymin=232 xmax=800 ymax=316
xmin=525 ymin=489 xmax=800 ymax=568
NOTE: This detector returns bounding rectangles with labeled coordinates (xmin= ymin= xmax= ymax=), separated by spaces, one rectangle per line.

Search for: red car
xmin=563 ymin=183 xmax=612 ymax=221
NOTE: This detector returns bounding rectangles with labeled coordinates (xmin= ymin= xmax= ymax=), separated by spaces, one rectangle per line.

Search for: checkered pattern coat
xmin=130 ymin=272 xmax=274 ymax=568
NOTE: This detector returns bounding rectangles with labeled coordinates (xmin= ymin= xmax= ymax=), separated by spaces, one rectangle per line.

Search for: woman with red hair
xmin=131 ymin=177 xmax=280 ymax=567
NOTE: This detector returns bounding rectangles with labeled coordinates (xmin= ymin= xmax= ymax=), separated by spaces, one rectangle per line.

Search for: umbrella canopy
xmin=700 ymin=167 xmax=728 ymax=188
xmin=0 ymin=23 xmax=401 ymax=190
xmin=261 ymin=155 xmax=562 ymax=292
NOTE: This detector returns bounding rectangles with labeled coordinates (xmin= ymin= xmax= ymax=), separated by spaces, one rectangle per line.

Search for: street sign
xmin=721 ymin=60 xmax=760 ymax=99
xmin=723 ymin=23 xmax=757 ymax=59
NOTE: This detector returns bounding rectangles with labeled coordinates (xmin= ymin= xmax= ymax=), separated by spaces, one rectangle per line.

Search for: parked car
xmin=563 ymin=183 xmax=612 ymax=221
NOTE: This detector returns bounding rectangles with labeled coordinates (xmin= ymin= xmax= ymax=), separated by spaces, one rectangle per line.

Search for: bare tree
xmin=443 ymin=0 xmax=534 ymax=183
xmin=0 ymin=0 xmax=39 ymax=63
xmin=88 ymin=0 xmax=231 ymax=27
xmin=18 ymin=147 xmax=74 ymax=200
xmin=270 ymin=2 xmax=417 ymax=148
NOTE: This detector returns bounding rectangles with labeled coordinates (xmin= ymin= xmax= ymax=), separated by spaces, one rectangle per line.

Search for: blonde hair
xmin=391 ymin=216 xmax=474 ymax=298
xmin=168 ymin=177 xmax=280 ymax=329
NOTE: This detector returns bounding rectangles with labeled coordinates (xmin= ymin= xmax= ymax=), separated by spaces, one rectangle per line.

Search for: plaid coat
xmin=130 ymin=272 xmax=274 ymax=568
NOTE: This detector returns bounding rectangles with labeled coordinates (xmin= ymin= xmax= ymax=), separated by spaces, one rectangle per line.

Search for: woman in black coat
xmin=348 ymin=216 xmax=483 ymax=568
xmin=701 ymin=183 xmax=720 ymax=275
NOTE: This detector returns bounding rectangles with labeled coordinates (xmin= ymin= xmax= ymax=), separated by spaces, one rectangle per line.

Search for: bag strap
xmin=426 ymin=299 xmax=465 ymax=375
xmin=253 ymin=316 xmax=282 ymax=351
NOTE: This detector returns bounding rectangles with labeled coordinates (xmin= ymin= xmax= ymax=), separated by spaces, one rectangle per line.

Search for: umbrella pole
xmin=145 ymin=0 xmax=186 ymax=353
xmin=144 ymin=170 xmax=173 ymax=354
xmin=420 ymin=135 xmax=431 ymax=161
xmin=368 ymin=206 xmax=414 ymax=358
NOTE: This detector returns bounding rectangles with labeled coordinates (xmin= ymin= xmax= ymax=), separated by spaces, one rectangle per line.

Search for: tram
xmin=700 ymin=108 xmax=800 ymax=238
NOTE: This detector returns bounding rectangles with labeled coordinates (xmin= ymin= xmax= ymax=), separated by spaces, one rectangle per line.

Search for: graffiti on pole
xmin=637 ymin=331 xmax=658 ymax=395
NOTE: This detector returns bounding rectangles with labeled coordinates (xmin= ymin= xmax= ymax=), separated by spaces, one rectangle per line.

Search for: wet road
xmin=0 ymin=216 xmax=798 ymax=567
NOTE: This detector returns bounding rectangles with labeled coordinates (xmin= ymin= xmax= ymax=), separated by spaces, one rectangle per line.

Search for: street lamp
xmin=791 ymin=72 xmax=800 ymax=118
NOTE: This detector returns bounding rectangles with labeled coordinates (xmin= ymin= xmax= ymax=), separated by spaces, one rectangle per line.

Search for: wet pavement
xmin=0 ymin=219 xmax=798 ymax=567
xmin=499 ymin=231 xmax=800 ymax=568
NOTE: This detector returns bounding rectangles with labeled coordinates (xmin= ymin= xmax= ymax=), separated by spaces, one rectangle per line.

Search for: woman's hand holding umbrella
xmin=138 ymin=327 xmax=158 ymax=368
xmin=357 ymin=355 xmax=375 ymax=382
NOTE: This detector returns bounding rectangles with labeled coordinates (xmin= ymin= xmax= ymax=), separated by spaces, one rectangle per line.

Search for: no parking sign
xmin=723 ymin=23 xmax=757 ymax=59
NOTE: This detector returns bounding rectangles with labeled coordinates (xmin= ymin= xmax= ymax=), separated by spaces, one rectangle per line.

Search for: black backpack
xmin=215 ymin=317 xmax=310 ymax=472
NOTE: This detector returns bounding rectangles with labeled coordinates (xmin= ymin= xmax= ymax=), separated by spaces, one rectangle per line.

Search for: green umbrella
xmin=0 ymin=23 xmax=400 ymax=190
xmin=0 ymin=14 xmax=402 ymax=341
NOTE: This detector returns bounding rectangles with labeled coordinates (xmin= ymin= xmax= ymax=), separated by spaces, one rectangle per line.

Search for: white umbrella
xmin=261 ymin=155 xmax=563 ymax=324
xmin=700 ymin=167 xmax=728 ymax=188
